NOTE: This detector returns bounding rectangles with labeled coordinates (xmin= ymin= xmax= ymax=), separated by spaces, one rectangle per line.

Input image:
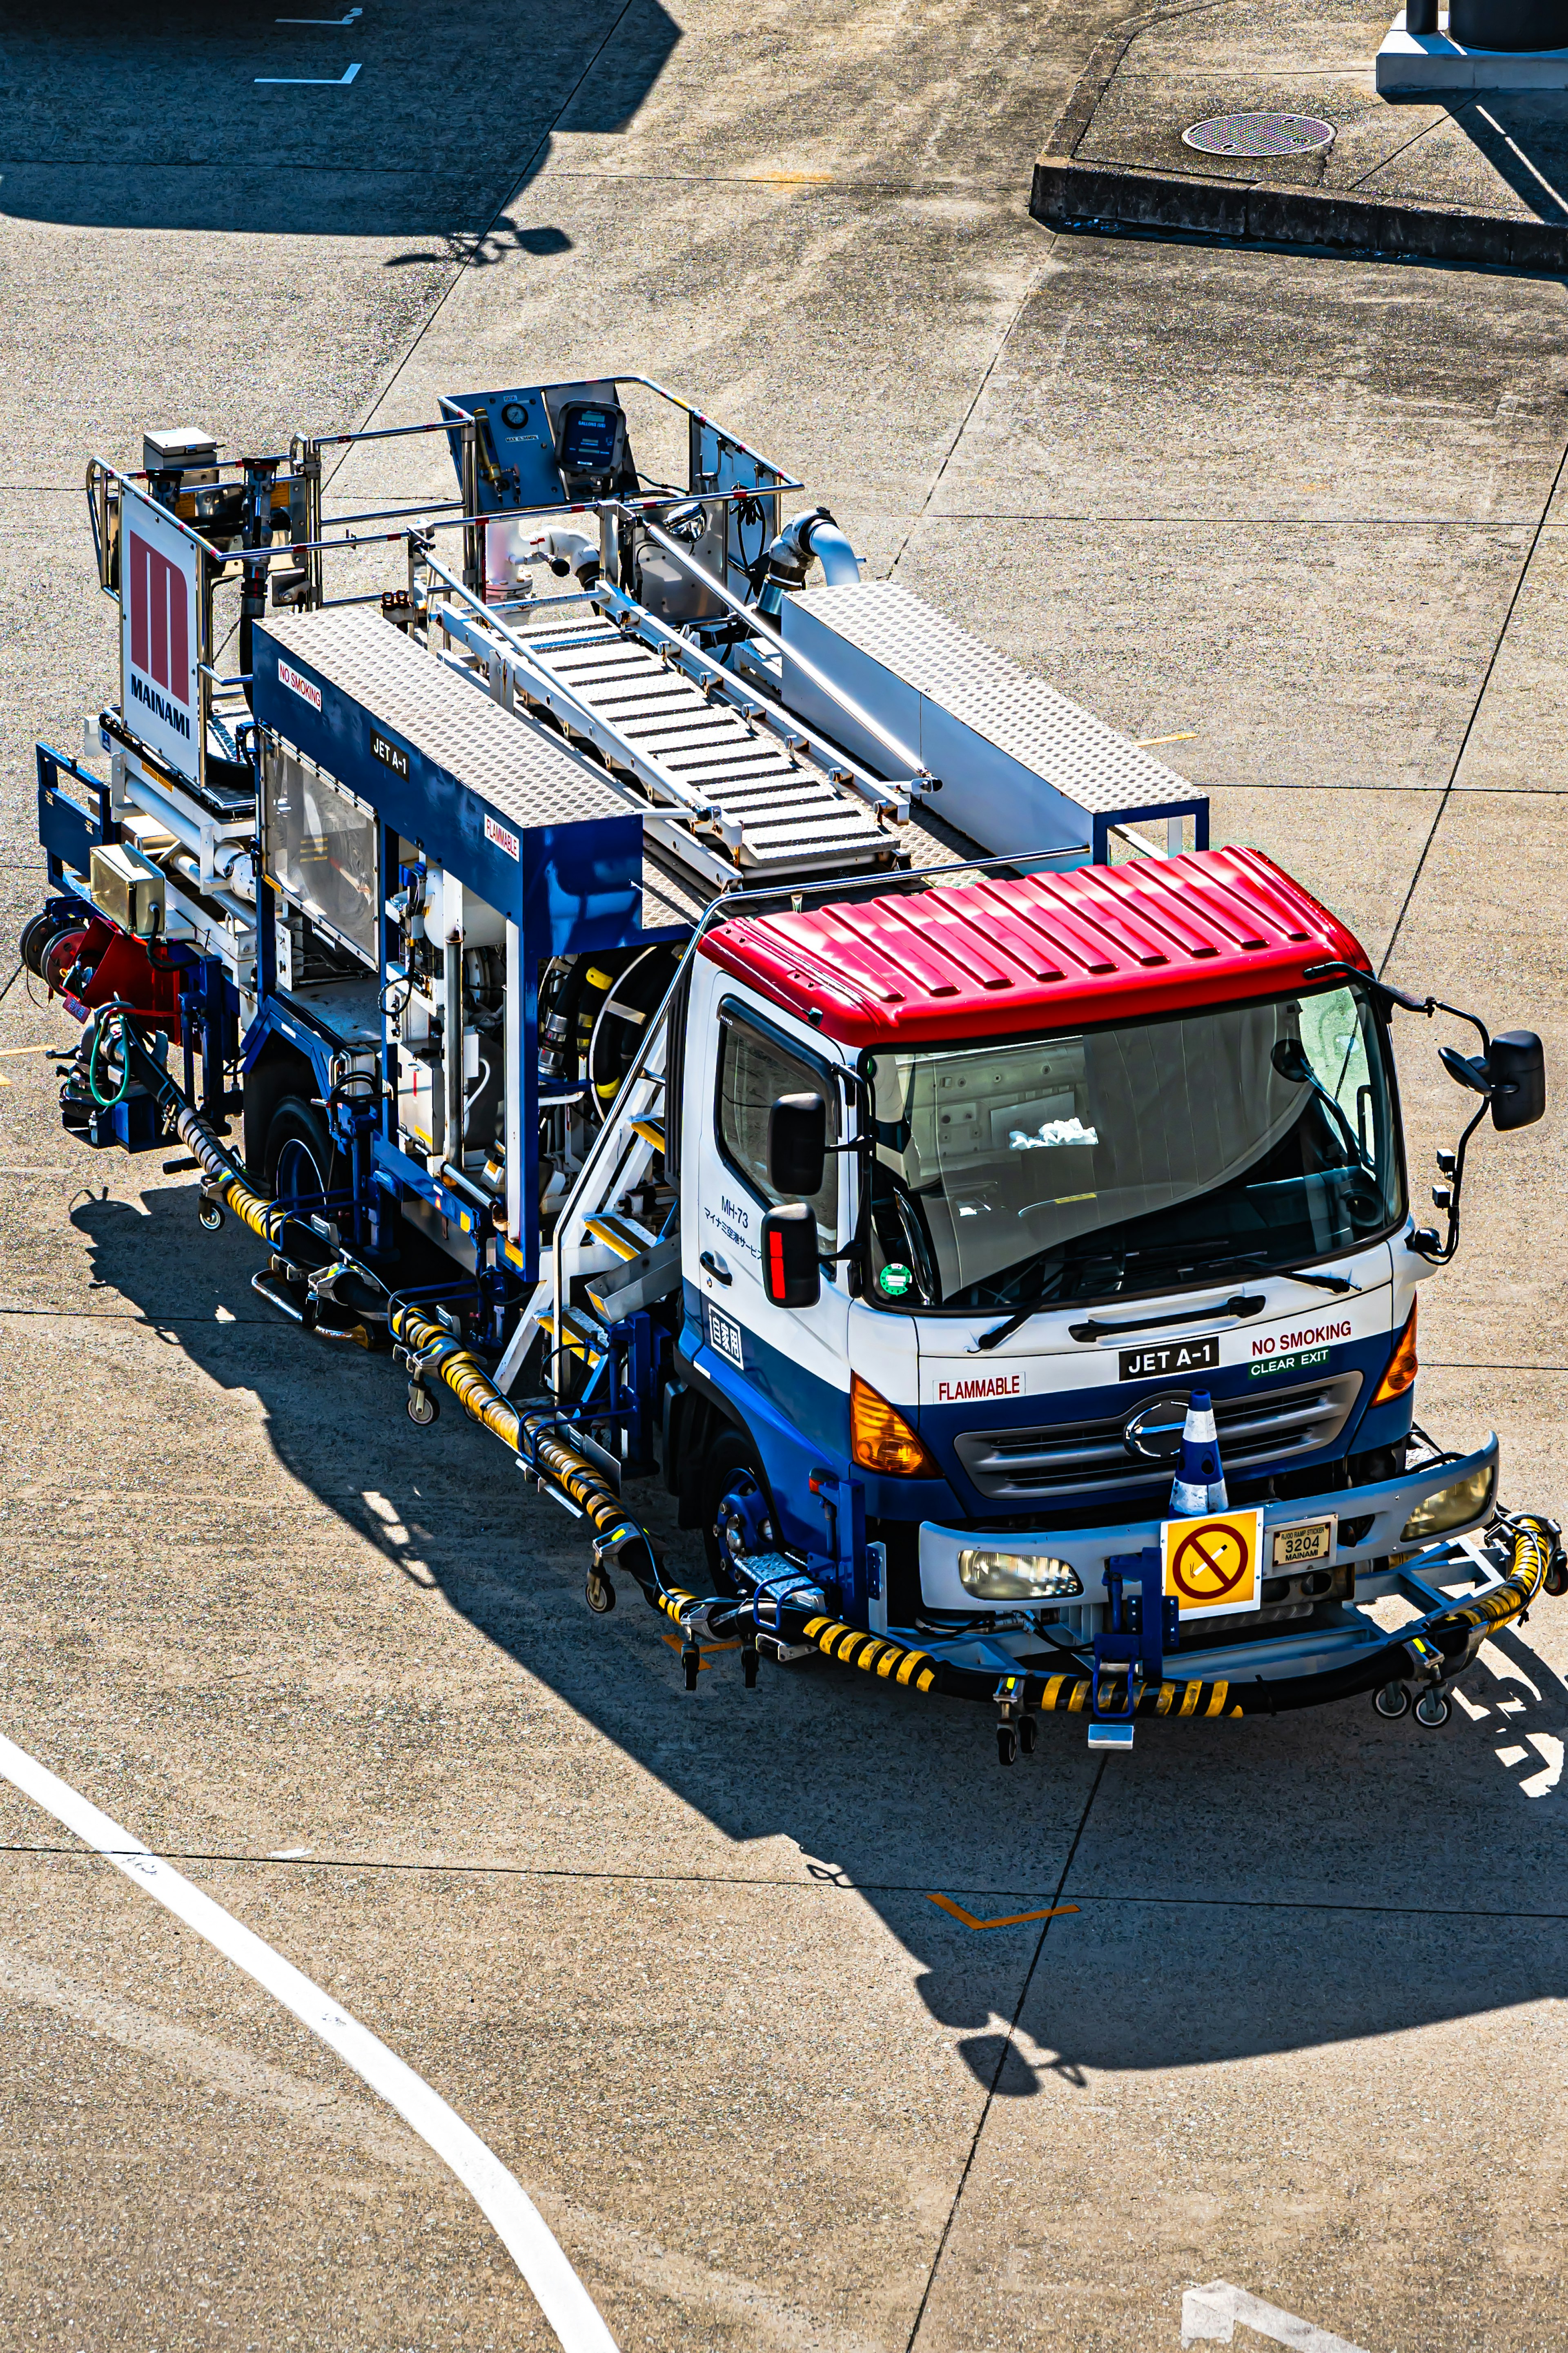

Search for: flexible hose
xmin=85 ymin=1004 xmax=136 ymax=1108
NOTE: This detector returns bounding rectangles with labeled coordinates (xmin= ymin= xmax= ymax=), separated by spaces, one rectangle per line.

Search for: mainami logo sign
xmin=127 ymin=534 xmax=192 ymax=734
xmin=119 ymin=484 xmax=200 ymax=783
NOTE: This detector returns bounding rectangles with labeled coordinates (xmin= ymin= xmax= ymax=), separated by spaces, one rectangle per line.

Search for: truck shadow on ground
xmin=0 ymin=0 xmax=679 ymax=239
xmin=76 ymin=1187 xmax=1568 ymax=2096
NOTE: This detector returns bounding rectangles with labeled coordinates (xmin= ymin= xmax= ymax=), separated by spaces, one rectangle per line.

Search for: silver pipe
xmin=443 ymin=930 xmax=463 ymax=1166
xmin=635 ymin=515 xmax=929 ymax=785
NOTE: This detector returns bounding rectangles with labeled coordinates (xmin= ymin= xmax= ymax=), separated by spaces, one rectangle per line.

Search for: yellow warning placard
xmin=1161 ymin=1507 xmax=1264 ymax=1619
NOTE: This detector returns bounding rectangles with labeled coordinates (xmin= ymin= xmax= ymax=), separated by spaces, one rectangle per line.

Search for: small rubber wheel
xmin=1414 ymin=1686 xmax=1452 ymax=1729
xmin=585 ymin=1570 xmax=616 ymax=1615
xmin=997 ymin=1724 xmax=1018 ymax=1767
xmin=742 ymin=1643 xmax=759 ymax=1689
xmin=197 ymin=1198 xmax=225 ymax=1233
xmin=682 ymin=1644 xmax=702 ymax=1691
xmin=1018 ymin=1713 xmax=1037 ymax=1756
xmin=1373 ymin=1681 xmax=1410 ymax=1720
xmin=406 ymin=1383 xmax=439 ymax=1427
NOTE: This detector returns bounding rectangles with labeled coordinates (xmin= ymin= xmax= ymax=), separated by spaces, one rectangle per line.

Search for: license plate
xmin=1118 ymin=1333 xmax=1219 ymax=1382
xmin=1271 ymin=1518 xmax=1335 ymax=1568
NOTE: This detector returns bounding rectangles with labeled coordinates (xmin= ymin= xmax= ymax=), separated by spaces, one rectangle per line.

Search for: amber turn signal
xmin=1371 ymin=1298 xmax=1418 ymax=1406
xmin=850 ymin=1372 xmax=939 ymax=1477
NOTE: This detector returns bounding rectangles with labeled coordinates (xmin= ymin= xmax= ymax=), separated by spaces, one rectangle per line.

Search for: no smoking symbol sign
xmin=1171 ymin=1520 xmax=1251 ymax=1605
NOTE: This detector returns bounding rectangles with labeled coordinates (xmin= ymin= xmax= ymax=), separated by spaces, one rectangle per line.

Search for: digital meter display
xmin=559 ymin=405 xmax=621 ymax=476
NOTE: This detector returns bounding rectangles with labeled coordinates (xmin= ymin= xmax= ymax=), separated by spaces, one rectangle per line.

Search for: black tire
xmin=699 ymin=1426 xmax=771 ymax=1593
xmin=264 ymin=1094 xmax=334 ymax=1206
xmin=20 ymin=909 xmax=75 ymax=981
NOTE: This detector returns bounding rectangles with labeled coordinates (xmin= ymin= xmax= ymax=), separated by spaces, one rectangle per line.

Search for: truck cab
xmin=677 ymin=847 xmax=1509 ymax=1690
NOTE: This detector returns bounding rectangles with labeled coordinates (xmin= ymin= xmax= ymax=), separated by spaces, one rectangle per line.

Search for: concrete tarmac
xmin=2 ymin=4 xmax=1567 ymax=2349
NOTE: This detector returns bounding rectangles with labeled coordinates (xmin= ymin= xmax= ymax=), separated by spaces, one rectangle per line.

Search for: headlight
xmin=1401 ymin=1463 xmax=1495 ymax=1543
xmin=957 ymin=1550 xmax=1085 ymax=1601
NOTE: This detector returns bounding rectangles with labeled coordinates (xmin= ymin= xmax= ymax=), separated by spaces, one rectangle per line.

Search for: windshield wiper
xmin=973 ymin=1274 xmax=1069 ymax=1352
xmin=1146 ymin=1245 xmax=1360 ymax=1297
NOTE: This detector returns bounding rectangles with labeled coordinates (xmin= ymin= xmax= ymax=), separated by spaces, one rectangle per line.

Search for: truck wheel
xmin=265 ymin=1095 xmax=334 ymax=1206
xmin=701 ymin=1429 xmax=771 ymax=1594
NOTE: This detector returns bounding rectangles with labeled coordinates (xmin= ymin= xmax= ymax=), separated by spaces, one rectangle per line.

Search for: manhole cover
xmin=1183 ymin=111 xmax=1335 ymax=157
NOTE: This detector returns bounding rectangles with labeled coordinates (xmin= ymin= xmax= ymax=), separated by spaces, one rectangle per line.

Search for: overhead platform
xmin=253 ymin=607 xmax=659 ymax=952
xmin=779 ymin=580 xmax=1209 ymax=864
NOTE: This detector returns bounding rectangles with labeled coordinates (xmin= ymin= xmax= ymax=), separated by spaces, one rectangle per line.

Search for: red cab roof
xmin=699 ymin=848 xmax=1370 ymax=1047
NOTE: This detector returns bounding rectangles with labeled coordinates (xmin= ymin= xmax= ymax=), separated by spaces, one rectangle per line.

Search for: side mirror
xmin=767 ymin=1091 xmax=826 ymax=1196
xmin=761 ymin=1203 xmax=820 ymax=1307
xmin=1488 ymin=1030 xmax=1546 ymax=1131
xmin=1439 ymin=1044 xmax=1491 ymax=1096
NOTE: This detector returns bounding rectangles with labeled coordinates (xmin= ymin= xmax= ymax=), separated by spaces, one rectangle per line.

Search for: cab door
xmin=683 ymin=966 xmax=852 ymax=1490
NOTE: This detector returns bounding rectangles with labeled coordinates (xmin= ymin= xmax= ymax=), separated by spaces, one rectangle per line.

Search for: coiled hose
xmin=388 ymin=1304 xmax=667 ymax=1603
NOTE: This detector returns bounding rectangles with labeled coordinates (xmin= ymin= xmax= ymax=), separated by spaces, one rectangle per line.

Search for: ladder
xmin=421 ymin=556 xmax=913 ymax=891
xmin=493 ymin=959 xmax=683 ymax=1398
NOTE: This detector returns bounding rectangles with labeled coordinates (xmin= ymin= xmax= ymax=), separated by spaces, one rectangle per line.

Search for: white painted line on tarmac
xmin=0 ymin=1730 xmax=618 ymax=2353
xmin=255 ymin=60 xmax=362 ymax=83
xmin=1182 ymin=2280 xmax=1370 ymax=2352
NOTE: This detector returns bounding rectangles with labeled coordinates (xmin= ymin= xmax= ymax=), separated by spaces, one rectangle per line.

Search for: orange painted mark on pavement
xmin=660 ymin=1634 xmax=742 ymax=1671
xmin=925 ymin=1893 xmax=1080 ymax=1932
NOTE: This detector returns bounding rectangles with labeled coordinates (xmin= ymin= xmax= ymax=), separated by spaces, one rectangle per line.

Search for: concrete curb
xmin=1031 ymin=153 xmax=1568 ymax=272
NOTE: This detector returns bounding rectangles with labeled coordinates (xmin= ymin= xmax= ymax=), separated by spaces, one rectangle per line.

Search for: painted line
xmin=277 ymin=6 xmax=362 ymax=17
xmin=659 ymin=1633 xmax=741 ymax=1668
xmin=925 ymin=1892 xmax=1080 ymax=1932
xmin=255 ymin=60 xmax=362 ymax=82
xmin=1136 ymin=732 xmax=1198 ymax=746
xmin=1182 ymin=2279 xmax=1370 ymax=2351
xmin=0 ymin=1729 xmax=617 ymax=2353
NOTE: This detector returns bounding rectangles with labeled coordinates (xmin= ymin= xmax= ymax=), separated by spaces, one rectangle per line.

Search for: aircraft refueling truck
xmin=22 ymin=376 xmax=1562 ymax=1757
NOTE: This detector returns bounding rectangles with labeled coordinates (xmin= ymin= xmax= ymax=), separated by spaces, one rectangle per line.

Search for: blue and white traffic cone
xmin=1170 ymin=1389 xmax=1228 ymax=1516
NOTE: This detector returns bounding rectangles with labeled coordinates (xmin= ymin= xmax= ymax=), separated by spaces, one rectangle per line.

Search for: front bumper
xmin=917 ymin=1436 xmax=1501 ymax=1684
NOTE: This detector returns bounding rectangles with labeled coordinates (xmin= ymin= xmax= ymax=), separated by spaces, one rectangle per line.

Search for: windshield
xmin=862 ymin=981 xmax=1404 ymax=1312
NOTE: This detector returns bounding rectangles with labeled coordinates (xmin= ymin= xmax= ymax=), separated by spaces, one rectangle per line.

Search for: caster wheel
xmin=198 ymin=1199 xmax=225 ymax=1232
xmin=1545 ymin=1557 xmax=1568 ymax=1598
xmin=406 ymin=1383 xmax=439 ymax=1427
xmin=742 ymin=1644 xmax=759 ymax=1689
xmin=682 ymin=1644 xmax=702 ymax=1692
xmin=1373 ymin=1681 xmax=1410 ymax=1720
xmin=997 ymin=1724 xmax=1018 ymax=1767
xmin=585 ymin=1571 xmax=616 ymax=1615
xmin=1018 ymin=1713 xmax=1037 ymax=1756
xmin=1414 ymin=1686 xmax=1452 ymax=1729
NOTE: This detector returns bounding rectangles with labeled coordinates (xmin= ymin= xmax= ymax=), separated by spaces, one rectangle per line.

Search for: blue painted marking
xmin=1087 ymin=1722 xmax=1136 ymax=1750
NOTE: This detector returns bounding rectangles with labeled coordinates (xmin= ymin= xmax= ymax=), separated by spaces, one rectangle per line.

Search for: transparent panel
xmin=264 ymin=745 xmax=378 ymax=968
xmin=864 ymin=982 xmax=1403 ymax=1312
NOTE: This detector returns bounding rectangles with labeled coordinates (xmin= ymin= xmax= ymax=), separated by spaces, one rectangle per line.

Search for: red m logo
xmin=128 ymin=533 xmax=190 ymax=704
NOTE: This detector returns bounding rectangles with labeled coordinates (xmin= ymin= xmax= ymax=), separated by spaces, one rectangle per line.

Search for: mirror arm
xmin=1430 ymin=998 xmax=1492 ymax=1057
xmin=1408 ymin=1095 xmax=1492 ymax=1266
xmin=1302 ymin=960 xmax=1435 ymax=1020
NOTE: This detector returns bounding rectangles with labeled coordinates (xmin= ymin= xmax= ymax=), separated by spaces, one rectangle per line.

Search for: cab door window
xmin=716 ymin=1006 xmax=840 ymax=1249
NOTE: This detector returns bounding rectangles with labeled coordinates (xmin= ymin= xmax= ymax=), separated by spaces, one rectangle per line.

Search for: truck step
xmin=585 ymin=1209 xmax=659 ymax=1261
xmin=540 ymin=1305 xmax=608 ymax=1365
xmin=630 ymin=1113 xmax=666 ymax=1151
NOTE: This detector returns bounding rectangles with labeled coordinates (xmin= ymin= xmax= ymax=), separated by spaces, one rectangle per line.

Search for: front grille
xmin=952 ymin=1372 xmax=1363 ymax=1504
